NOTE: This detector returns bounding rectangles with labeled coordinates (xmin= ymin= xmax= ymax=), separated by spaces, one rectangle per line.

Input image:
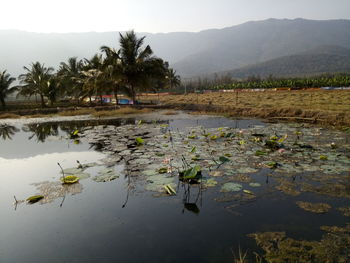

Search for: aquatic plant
xmin=296 ymin=201 xmax=331 ymax=213
xmin=135 ymin=137 xmax=144 ymax=146
xmin=57 ymin=162 xmax=79 ymax=184
xmin=26 ymin=195 xmax=44 ymax=204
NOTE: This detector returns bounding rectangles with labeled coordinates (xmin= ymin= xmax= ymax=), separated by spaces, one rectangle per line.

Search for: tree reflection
xmin=22 ymin=123 xmax=59 ymax=142
xmin=0 ymin=124 xmax=19 ymax=140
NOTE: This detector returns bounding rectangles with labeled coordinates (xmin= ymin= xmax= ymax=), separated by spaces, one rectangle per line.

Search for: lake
xmin=0 ymin=112 xmax=349 ymax=262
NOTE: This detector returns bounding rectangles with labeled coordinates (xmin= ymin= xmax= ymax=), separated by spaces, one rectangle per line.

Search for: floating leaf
xmin=135 ymin=137 xmax=144 ymax=146
xmin=210 ymin=135 xmax=218 ymax=140
xmin=219 ymin=156 xmax=230 ymax=163
xmin=224 ymin=153 xmax=232 ymax=157
xmin=249 ymin=182 xmax=261 ymax=187
xmin=243 ymin=189 xmax=254 ymax=195
xmin=265 ymin=161 xmax=278 ymax=169
xmin=26 ymin=195 xmax=44 ymax=204
xmin=320 ymin=155 xmax=328 ymax=160
xmin=239 ymin=140 xmax=246 ymax=145
xmin=158 ymin=167 xmax=168 ymax=174
xmin=255 ymin=150 xmax=267 ymax=156
xmin=190 ymin=146 xmax=196 ymax=153
xmin=225 ymin=133 xmax=233 ymax=138
xmin=188 ymin=135 xmax=197 ymax=139
xmin=203 ymin=132 xmax=211 ymax=137
xmin=221 ymin=183 xmax=242 ymax=192
xmin=202 ymin=178 xmax=218 ymax=187
xmin=164 ymin=184 xmax=176 ymax=195
xmin=220 ymin=132 xmax=226 ymax=137
xmin=61 ymin=175 xmax=79 ymax=184
xmin=180 ymin=165 xmax=201 ymax=180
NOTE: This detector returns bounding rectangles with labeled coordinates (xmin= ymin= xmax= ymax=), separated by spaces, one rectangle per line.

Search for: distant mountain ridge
xmin=1 ymin=18 xmax=350 ymax=78
xmin=216 ymin=45 xmax=350 ymax=79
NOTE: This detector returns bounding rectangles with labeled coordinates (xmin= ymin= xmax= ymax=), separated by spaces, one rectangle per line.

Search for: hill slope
xmin=218 ymin=45 xmax=350 ymax=79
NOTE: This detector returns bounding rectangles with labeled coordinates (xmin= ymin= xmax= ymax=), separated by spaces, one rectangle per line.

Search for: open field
xmin=141 ymin=90 xmax=350 ymax=126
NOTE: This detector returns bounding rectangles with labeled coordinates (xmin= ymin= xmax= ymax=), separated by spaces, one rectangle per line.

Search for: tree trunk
xmin=40 ymin=94 xmax=46 ymax=108
xmin=114 ymin=85 xmax=118 ymax=105
xmin=89 ymin=95 xmax=92 ymax=105
xmin=0 ymin=97 xmax=6 ymax=109
xmin=131 ymin=85 xmax=136 ymax=104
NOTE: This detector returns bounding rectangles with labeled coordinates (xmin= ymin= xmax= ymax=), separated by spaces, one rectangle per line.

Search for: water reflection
xmin=23 ymin=123 xmax=60 ymax=142
xmin=0 ymin=124 xmax=19 ymax=140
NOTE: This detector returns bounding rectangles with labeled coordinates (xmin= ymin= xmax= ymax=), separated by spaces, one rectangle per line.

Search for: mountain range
xmin=1 ymin=18 xmax=350 ymax=79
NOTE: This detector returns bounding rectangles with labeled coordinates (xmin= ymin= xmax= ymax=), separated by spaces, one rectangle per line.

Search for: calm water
xmin=0 ymin=115 xmax=348 ymax=263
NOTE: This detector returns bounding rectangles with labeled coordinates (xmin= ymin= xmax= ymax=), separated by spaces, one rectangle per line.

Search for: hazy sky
xmin=1 ymin=0 xmax=349 ymax=33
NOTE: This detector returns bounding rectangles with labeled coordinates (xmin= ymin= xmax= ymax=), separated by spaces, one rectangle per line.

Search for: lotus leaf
xmin=180 ymin=165 xmax=201 ymax=180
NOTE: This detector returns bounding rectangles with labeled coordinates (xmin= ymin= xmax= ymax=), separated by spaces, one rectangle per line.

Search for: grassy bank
xmin=141 ymin=90 xmax=350 ymax=126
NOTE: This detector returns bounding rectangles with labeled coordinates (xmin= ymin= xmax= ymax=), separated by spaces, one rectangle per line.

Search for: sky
xmin=1 ymin=0 xmax=349 ymax=33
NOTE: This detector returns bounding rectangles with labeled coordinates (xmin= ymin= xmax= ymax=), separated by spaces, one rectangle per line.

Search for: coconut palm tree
xmin=166 ymin=68 xmax=181 ymax=89
xmin=118 ymin=30 xmax=166 ymax=102
xmin=58 ymin=57 xmax=84 ymax=102
xmin=0 ymin=70 xmax=16 ymax=109
xmin=18 ymin=62 xmax=54 ymax=107
xmin=78 ymin=54 xmax=104 ymax=104
xmin=100 ymin=46 xmax=123 ymax=104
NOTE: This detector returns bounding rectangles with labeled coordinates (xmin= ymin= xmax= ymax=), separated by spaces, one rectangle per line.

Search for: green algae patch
xmin=296 ymin=201 xmax=331 ymax=213
xmin=26 ymin=195 xmax=44 ymax=204
xmin=248 ymin=230 xmax=350 ymax=263
xmin=320 ymin=224 xmax=350 ymax=233
xmin=276 ymin=179 xmax=300 ymax=196
xmin=338 ymin=207 xmax=350 ymax=217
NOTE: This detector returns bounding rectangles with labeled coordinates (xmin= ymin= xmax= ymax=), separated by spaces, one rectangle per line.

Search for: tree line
xmin=0 ymin=31 xmax=181 ymax=109
xmin=181 ymin=74 xmax=350 ymax=92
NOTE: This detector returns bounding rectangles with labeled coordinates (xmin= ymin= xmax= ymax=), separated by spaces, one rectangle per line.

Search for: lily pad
xmin=220 ymin=182 xmax=243 ymax=192
xmin=93 ymin=174 xmax=118 ymax=182
xmin=61 ymin=175 xmax=79 ymax=184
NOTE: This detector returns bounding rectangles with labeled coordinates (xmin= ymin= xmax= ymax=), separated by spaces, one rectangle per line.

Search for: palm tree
xmin=0 ymin=70 xmax=16 ymax=109
xmin=100 ymin=46 xmax=123 ymax=104
xmin=118 ymin=30 xmax=166 ymax=102
xmin=18 ymin=62 xmax=54 ymax=107
xmin=166 ymin=68 xmax=181 ymax=89
xmin=79 ymin=54 xmax=104 ymax=104
xmin=58 ymin=57 xmax=84 ymax=102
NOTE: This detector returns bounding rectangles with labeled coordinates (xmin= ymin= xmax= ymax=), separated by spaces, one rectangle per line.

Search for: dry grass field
xmin=141 ymin=90 xmax=350 ymax=126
